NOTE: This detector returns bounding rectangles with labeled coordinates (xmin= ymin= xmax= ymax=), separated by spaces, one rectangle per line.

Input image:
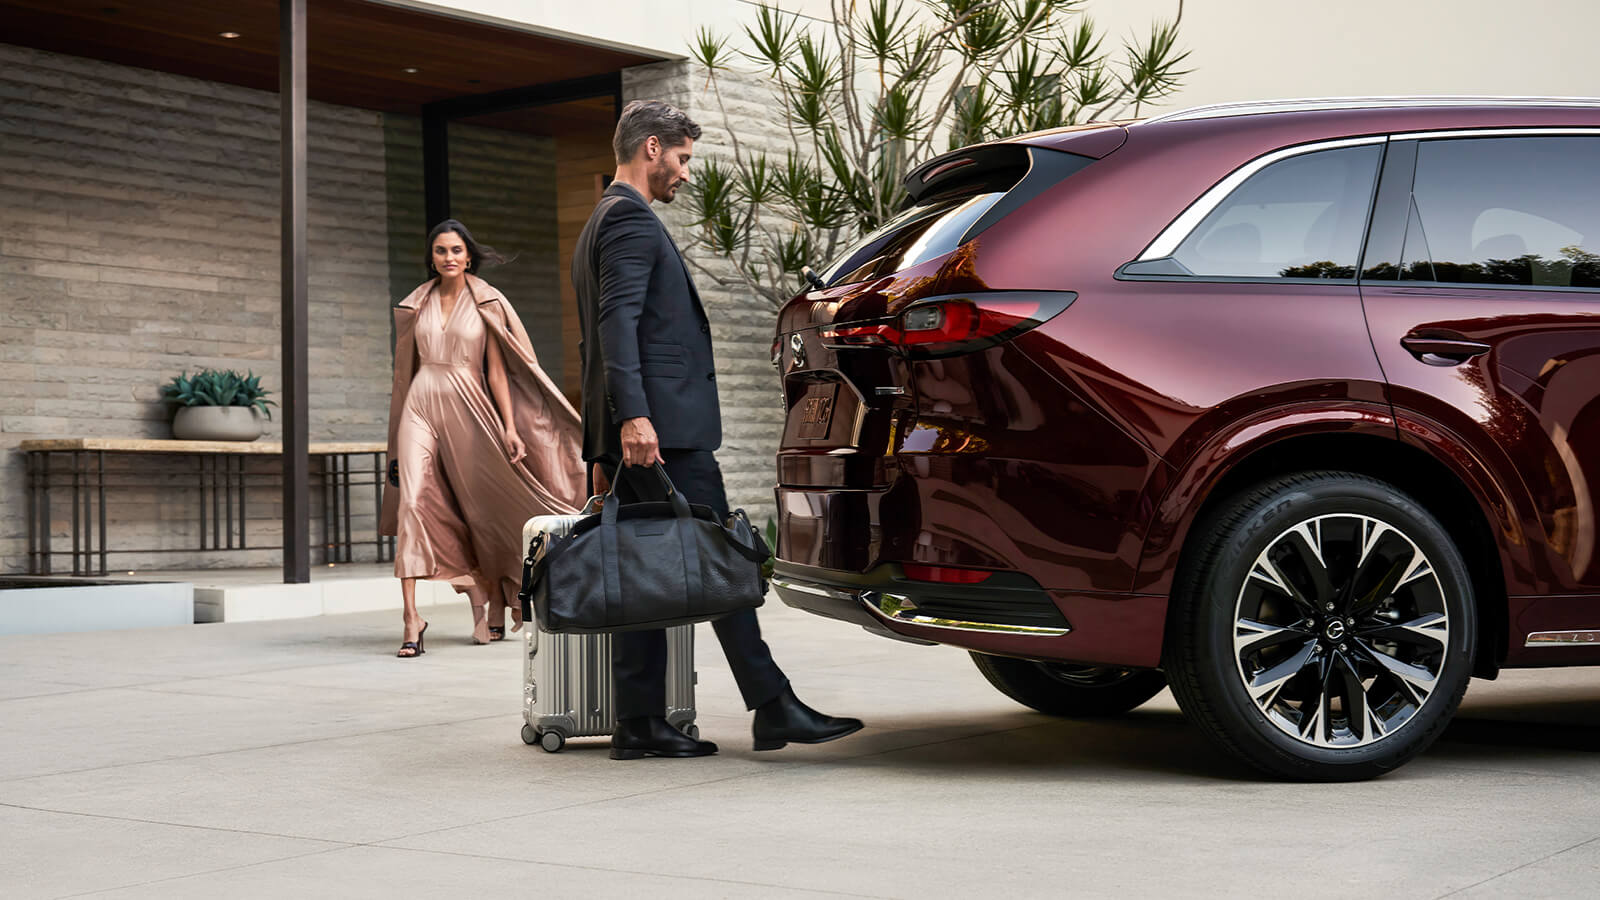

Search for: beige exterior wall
xmin=408 ymin=0 xmax=1600 ymax=115
xmin=1062 ymin=0 xmax=1599 ymax=114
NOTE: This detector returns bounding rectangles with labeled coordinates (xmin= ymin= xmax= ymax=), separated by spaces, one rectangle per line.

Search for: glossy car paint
xmin=773 ymin=103 xmax=1600 ymax=672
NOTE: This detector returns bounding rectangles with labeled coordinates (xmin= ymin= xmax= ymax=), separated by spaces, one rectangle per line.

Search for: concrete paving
xmin=2 ymin=598 xmax=1599 ymax=899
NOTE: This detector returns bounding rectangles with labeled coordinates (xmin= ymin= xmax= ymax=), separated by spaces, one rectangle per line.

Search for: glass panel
xmin=1402 ymin=136 xmax=1600 ymax=287
xmin=821 ymin=191 xmax=1005 ymax=287
xmin=1172 ymin=145 xmax=1381 ymax=279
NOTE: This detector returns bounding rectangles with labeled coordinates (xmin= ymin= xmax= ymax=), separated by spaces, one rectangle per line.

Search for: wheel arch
xmin=1142 ymin=416 xmax=1513 ymax=678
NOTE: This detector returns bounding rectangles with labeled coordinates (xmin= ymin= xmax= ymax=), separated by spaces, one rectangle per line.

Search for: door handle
xmin=1400 ymin=336 xmax=1491 ymax=366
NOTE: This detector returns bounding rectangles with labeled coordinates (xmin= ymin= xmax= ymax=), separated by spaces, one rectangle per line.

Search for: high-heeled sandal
xmin=487 ymin=592 xmax=522 ymax=641
xmin=397 ymin=621 xmax=428 ymax=658
xmin=471 ymin=600 xmax=492 ymax=645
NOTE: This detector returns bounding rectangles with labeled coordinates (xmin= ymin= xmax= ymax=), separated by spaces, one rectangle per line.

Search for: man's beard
xmin=650 ymin=165 xmax=681 ymax=203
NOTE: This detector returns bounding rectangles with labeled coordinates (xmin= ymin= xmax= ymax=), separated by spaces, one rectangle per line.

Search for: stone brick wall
xmin=0 ymin=43 xmax=764 ymax=575
xmin=0 ymin=45 xmax=554 ymax=574
xmin=382 ymin=119 xmax=564 ymax=384
xmin=0 ymin=43 xmax=400 ymax=572
xmin=446 ymin=124 xmax=563 ymax=376
xmin=621 ymin=60 xmax=788 ymax=529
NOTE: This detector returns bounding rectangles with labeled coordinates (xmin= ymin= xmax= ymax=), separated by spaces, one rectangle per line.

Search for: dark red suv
xmin=770 ymin=98 xmax=1600 ymax=780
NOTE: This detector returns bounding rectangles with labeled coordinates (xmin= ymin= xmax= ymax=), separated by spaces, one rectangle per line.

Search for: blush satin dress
xmin=392 ymin=286 xmax=557 ymax=601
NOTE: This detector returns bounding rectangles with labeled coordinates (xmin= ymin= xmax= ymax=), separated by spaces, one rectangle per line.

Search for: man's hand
xmin=592 ymin=463 xmax=611 ymax=497
xmin=620 ymin=417 xmax=662 ymax=467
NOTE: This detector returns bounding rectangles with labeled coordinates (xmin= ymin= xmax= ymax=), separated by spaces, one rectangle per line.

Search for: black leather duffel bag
xmin=519 ymin=463 xmax=769 ymax=633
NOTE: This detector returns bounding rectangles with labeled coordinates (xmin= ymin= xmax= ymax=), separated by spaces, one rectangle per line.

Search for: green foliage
xmin=160 ymin=369 xmax=276 ymax=420
xmin=762 ymin=517 xmax=779 ymax=581
xmin=685 ymin=0 xmax=1191 ymax=307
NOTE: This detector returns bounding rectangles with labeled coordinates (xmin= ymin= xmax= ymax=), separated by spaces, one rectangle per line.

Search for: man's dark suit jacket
xmin=572 ymin=181 xmax=721 ymax=464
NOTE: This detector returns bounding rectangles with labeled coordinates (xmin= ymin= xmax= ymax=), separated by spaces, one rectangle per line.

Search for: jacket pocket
xmin=641 ymin=342 xmax=687 ymax=378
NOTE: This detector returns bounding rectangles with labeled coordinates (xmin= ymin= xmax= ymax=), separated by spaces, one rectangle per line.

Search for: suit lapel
xmin=609 ymin=183 xmax=709 ymax=323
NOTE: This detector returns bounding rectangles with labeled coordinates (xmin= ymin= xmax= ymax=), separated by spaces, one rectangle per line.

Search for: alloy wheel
xmin=1232 ymin=514 xmax=1449 ymax=748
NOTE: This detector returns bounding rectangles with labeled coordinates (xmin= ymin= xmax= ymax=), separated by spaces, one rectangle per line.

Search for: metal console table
xmin=21 ymin=438 xmax=394 ymax=576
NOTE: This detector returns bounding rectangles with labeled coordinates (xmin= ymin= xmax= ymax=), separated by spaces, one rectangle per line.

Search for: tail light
xmin=819 ymin=290 xmax=1075 ymax=357
xmin=903 ymin=564 xmax=993 ymax=584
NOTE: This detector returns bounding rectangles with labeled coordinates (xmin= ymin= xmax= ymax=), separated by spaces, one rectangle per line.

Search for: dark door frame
xmin=420 ymin=72 xmax=624 ymax=229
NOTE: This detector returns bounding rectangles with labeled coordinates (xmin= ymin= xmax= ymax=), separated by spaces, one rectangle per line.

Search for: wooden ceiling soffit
xmin=0 ymin=0 xmax=659 ymax=113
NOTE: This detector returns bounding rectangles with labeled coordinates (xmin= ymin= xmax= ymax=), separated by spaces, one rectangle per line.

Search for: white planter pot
xmin=172 ymin=406 xmax=262 ymax=441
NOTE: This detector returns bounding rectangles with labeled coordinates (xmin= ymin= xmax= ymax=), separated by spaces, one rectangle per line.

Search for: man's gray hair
xmin=613 ymin=100 xmax=702 ymax=164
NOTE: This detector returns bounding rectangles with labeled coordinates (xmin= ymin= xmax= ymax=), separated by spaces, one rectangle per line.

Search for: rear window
xmin=819 ymin=191 xmax=1006 ymax=287
xmin=1170 ymin=144 xmax=1382 ymax=280
xmin=818 ymin=145 xmax=1095 ymax=288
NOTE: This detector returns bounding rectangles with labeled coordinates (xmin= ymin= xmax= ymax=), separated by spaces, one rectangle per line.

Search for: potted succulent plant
xmin=160 ymin=369 xmax=276 ymax=441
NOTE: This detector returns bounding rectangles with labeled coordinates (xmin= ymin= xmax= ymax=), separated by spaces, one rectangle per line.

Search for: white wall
xmin=1083 ymin=0 xmax=1600 ymax=114
xmin=405 ymin=0 xmax=1600 ymax=114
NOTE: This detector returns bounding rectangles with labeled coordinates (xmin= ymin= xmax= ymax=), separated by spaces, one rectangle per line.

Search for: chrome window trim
xmin=1393 ymin=126 xmax=1600 ymax=140
xmin=1136 ymin=136 xmax=1388 ymax=262
xmin=1147 ymin=96 xmax=1600 ymax=124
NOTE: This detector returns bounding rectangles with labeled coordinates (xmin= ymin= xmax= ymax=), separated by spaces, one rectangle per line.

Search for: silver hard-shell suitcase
xmin=518 ymin=511 xmax=697 ymax=753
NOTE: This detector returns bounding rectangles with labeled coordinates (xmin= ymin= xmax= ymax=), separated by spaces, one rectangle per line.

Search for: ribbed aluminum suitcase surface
xmin=519 ymin=513 xmax=697 ymax=752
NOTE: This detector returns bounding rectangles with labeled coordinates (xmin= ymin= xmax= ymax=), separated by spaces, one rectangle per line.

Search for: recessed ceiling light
xmin=402 ymin=67 xmax=420 ymax=74
xmin=219 ymin=31 xmax=241 ymax=39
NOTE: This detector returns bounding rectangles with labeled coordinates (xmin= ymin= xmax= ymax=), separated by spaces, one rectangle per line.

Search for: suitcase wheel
xmin=539 ymin=730 xmax=565 ymax=753
xmin=685 ymin=724 xmax=700 ymax=740
xmin=520 ymin=724 xmax=539 ymax=745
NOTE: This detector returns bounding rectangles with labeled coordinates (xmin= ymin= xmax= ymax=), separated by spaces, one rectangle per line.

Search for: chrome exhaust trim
xmin=862 ymin=590 xmax=1072 ymax=637
xmin=771 ymin=575 xmax=1072 ymax=638
xmin=1525 ymin=630 xmax=1600 ymax=647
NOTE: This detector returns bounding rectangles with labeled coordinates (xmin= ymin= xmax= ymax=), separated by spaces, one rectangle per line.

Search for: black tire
xmin=1165 ymin=471 xmax=1476 ymax=781
xmin=972 ymin=652 xmax=1167 ymax=717
xmin=520 ymin=723 xmax=538 ymax=745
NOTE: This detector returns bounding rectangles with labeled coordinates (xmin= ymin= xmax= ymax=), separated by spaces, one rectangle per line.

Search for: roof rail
xmin=1145 ymin=96 xmax=1600 ymax=124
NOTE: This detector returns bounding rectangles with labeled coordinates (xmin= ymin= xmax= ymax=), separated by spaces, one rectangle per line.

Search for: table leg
xmin=39 ymin=452 xmax=52 ymax=575
xmin=224 ymin=455 xmax=234 ymax=550
xmin=239 ymin=456 xmax=248 ymax=550
xmin=25 ymin=451 xmax=38 ymax=575
xmin=197 ymin=455 xmax=208 ymax=551
xmin=211 ymin=456 xmax=221 ymax=551
xmin=71 ymin=450 xmax=82 ymax=576
xmin=341 ymin=453 xmax=353 ymax=563
xmin=96 ymin=450 xmax=107 ymax=576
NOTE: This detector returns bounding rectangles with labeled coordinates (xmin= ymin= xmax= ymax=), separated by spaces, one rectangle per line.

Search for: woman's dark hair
xmin=425 ymin=219 xmax=505 ymax=278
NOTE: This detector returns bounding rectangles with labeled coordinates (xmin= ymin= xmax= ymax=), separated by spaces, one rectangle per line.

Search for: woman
xmin=380 ymin=220 xmax=585 ymax=657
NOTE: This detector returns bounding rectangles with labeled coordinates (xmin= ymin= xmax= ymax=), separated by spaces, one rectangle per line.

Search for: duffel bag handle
xmin=603 ymin=462 xmax=692 ymax=521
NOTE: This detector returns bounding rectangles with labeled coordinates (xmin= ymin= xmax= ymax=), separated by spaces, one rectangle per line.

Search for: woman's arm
xmin=485 ymin=334 xmax=527 ymax=463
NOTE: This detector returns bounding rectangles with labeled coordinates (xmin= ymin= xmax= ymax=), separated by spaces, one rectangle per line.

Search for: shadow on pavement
xmin=1443 ymin=710 xmax=1600 ymax=753
xmin=840 ymin=708 xmax=1263 ymax=782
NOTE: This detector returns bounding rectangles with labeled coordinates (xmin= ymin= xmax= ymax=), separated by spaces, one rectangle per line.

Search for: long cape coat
xmin=379 ymin=273 xmax=585 ymax=537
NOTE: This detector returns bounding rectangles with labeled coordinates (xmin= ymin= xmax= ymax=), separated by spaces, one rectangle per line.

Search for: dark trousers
xmin=596 ymin=449 xmax=788 ymax=720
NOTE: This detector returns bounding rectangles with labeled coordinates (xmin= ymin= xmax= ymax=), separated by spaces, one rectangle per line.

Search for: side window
xmin=1165 ymin=145 xmax=1381 ymax=279
xmin=1402 ymin=136 xmax=1600 ymax=287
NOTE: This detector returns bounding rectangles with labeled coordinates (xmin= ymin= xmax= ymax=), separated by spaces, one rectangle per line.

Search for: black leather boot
xmin=751 ymin=685 xmax=864 ymax=751
xmin=610 ymin=716 xmax=718 ymax=760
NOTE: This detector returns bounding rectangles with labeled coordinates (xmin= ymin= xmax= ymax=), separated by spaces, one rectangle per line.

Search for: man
xmin=573 ymin=99 xmax=863 ymax=760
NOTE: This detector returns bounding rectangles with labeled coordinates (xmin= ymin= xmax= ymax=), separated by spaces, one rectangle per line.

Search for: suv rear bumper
xmin=772 ymin=560 xmax=1168 ymax=667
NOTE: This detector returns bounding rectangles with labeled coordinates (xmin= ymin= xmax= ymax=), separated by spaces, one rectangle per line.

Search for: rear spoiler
xmin=903 ymin=124 xmax=1128 ymax=206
